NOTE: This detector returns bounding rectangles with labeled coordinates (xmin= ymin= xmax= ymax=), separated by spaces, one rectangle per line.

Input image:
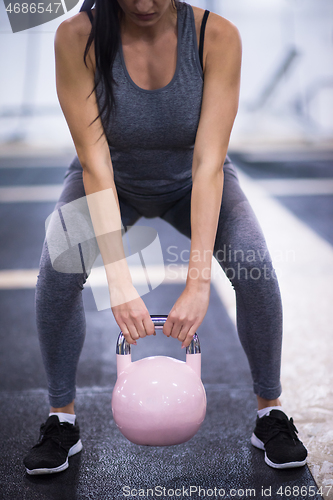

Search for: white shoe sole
xmin=25 ymin=439 xmax=83 ymax=475
xmin=251 ymin=433 xmax=307 ymax=469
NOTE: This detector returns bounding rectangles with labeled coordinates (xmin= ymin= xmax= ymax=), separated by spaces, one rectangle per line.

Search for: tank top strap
xmin=177 ymin=2 xmax=204 ymax=79
xmin=199 ymin=10 xmax=210 ymax=71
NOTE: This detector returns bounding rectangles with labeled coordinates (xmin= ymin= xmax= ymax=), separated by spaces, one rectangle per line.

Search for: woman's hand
xmin=163 ymin=282 xmax=210 ymax=348
xmin=110 ymin=282 xmax=155 ymax=345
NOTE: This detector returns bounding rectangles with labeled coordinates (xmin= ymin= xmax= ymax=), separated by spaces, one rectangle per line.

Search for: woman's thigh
xmin=43 ymin=161 xmax=143 ymax=277
xmin=160 ymin=162 xmax=249 ymax=240
xmin=160 ymin=161 xmax=275 ymax=271
xmin=58 ymin=163 xmax=143 ymax=228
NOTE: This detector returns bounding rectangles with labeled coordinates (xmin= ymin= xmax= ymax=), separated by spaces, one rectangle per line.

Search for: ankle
xmin=50 ymin=400 xmax=75 ymax=415
xmin=256 ymin=396 xmax=281 ymax=411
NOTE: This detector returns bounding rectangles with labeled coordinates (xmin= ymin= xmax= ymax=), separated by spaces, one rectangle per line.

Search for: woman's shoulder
xmin=191 ymin=4 xmax=241 ymax=48
xmin=54 ymin=9 xmax=95 ymax=68
xmin=55 ymin=9 xmax=94 ymax=49
xmin=189 ymin=4 xmax=241 ymax=76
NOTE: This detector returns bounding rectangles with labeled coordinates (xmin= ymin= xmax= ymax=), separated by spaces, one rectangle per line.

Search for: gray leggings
xmin=36 ymin=158 xmax=282 ymax=407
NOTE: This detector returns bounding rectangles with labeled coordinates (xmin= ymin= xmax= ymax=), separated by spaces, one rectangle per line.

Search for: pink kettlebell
xmin=111 ymin=315 xmax=207 ymax=446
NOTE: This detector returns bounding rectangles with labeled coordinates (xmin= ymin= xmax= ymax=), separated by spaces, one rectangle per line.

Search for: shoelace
xmin=34 ymin=419 xmax=70 ymax=451
xmin=264 ymin=416 xmax=299 ymax=446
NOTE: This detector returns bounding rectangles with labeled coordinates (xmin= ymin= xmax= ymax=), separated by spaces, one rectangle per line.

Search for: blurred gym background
xmin=0 ymin=0 xmax=332 ymax=149
xmin=0 ymin=0 xmax=332 ymax=495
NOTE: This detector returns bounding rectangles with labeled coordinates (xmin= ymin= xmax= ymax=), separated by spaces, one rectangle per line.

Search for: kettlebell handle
xmin=116 ymin=315 xmax=201 ymax=355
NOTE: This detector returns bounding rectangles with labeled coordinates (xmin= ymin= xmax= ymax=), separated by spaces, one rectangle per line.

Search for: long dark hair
xmin=79 ymin=0 xmax=182 ymax=135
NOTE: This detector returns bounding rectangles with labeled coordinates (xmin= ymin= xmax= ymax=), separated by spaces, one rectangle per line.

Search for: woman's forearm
xmin=82 ymin=167 xmax=133 ymax=288
xmin=187 ymin=164 xmax=224 ymax=288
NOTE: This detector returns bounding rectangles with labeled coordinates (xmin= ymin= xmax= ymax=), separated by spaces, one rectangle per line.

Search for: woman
xmin=23 ymin=0 xmax=307 ymax=475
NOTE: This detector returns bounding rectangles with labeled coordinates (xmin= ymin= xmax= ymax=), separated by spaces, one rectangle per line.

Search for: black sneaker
xmin=23 ymin=415 xmax=82 ymax=475
xmin=251 ymin=409 xmax=307 ymax=469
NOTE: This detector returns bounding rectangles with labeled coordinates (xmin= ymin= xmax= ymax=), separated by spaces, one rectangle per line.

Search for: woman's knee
xmin=37 ymin=240 xmax=87 ymax=298
xmin=225 ymin=259 xmax=278 ymax=288
xmin=214 ymin=246 xmax=279 ymax=290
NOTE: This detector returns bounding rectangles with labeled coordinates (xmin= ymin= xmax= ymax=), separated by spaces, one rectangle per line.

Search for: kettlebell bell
xmin=111 ymin=315 xmax=207 ymax=446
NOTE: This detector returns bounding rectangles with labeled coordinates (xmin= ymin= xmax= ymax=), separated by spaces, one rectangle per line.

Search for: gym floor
xmin=0 ymin=148 xmax=332 ymax=499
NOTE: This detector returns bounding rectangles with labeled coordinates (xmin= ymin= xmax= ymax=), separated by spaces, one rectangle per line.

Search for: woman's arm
xmin=163 ymin=13 xmax=242 ymax=347
xmin=54 ymin=14 xmax=155 ymax=343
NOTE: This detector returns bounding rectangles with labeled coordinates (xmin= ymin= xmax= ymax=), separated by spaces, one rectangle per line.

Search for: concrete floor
xmin=0 ymin=149 xmax=329 ymax=499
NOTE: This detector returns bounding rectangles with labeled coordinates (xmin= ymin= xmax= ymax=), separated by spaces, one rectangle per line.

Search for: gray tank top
xmin=75 ymin=3 xmax=231 ymax=200
xmin=94 ymin=2 xmax=205 ymax=201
